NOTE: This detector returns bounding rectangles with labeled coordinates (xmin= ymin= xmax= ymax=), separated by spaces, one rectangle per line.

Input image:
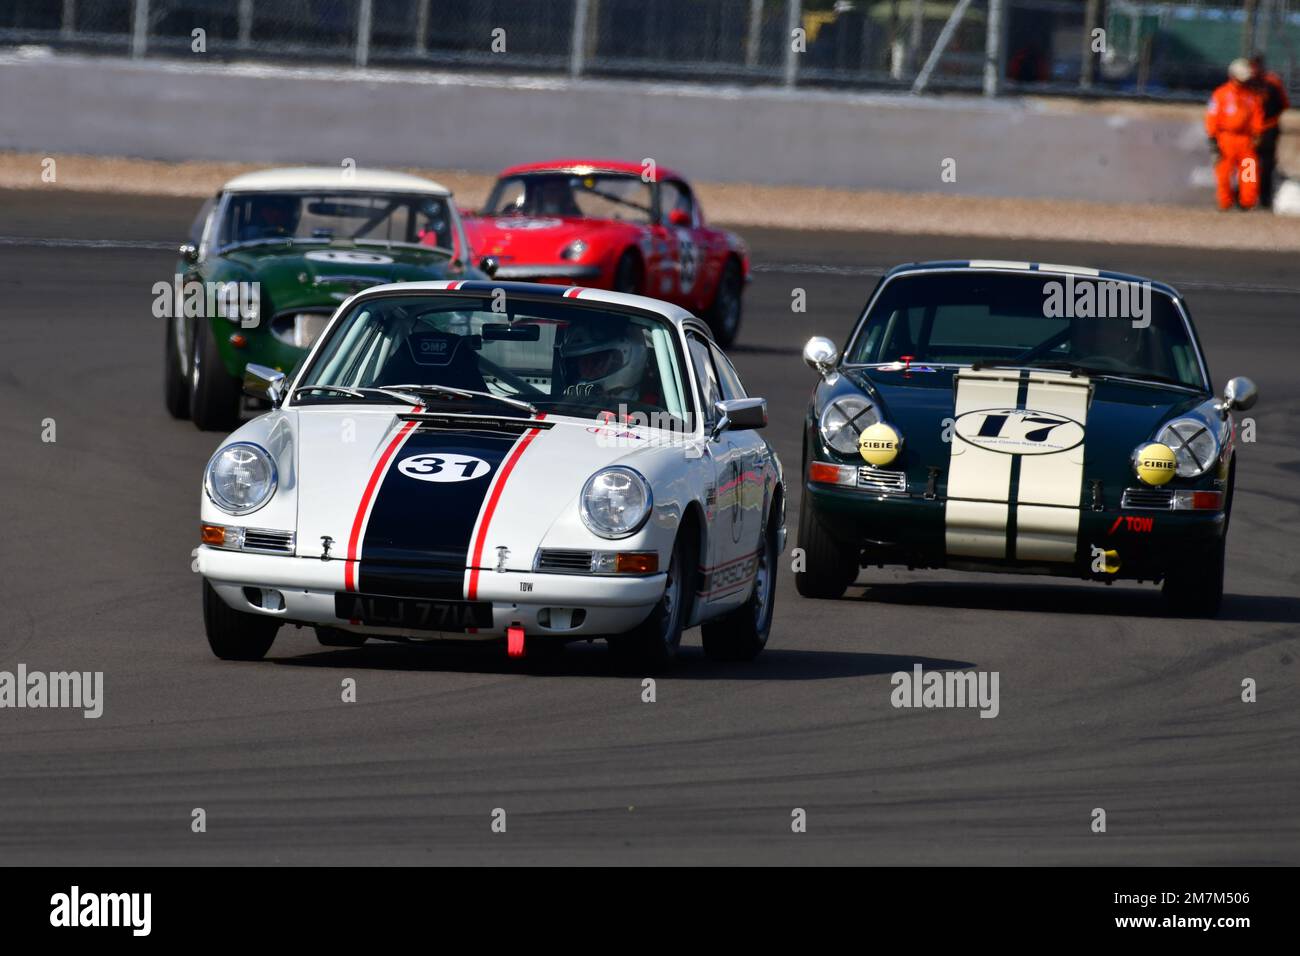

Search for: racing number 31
xmin=397 ymin=453 xmax=491 ymax=483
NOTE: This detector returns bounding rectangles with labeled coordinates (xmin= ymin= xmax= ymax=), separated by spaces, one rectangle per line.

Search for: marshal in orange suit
xmin=1205 ymin=59 xmax=1266 ymax=210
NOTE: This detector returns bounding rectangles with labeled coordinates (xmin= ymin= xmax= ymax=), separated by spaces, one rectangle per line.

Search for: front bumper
xmin=197 ymin=546 xmax=665 ymax=640
xmin=804 ymin=481 xmax=1226 ymax=579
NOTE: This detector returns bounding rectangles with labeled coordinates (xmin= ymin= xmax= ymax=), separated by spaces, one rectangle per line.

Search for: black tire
xmin=613 ymin=249 xmax=641 ymax=294
xmin=793 ymin=489 xmax=859 ymax=600
xmin=202 ymin=579 xmax=280 ymax=661
xmin=315 ymin=627 xmax=367 ymax=648
xmin=1162 ymin=535 xmax=1225 ymax=618
xmin=189 ymin=318 xmax=243 ymax=432
xmin=704 ymin=258 xmax=743 ymax=347
xmin=163 ymin=313 xmax=190 ymax=419
xmin=609 ymin=530 xmax=691 ymax=671
xmin=701 ymin=504 xmax=779 ymax=661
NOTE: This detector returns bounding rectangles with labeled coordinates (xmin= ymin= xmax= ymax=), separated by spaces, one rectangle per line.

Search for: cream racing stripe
xmin=1014 ymin=372 xmax=1090 ymax=562
xmin=945 ymin=369 xmax=1021 ymax=558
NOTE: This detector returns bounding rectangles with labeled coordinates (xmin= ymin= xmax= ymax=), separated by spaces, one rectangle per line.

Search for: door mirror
xmin=711 ymin=397 xmax=767 ymax=438
xmin=668 ymin=208 xmax=691 ymax=227
xmin=179 ymin=242 xmax=199 ymax=264
xmin=1220 ymin=376 xmax=1257 ymax=413
xmin=244 ymin=363 xmax=286 ymax=408
xmin=803 ymin=336 xmax=839 ymax=381
xmin=478 ymin=255 xmax=499 ymax=278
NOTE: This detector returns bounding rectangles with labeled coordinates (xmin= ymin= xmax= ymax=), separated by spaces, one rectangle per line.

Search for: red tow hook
xmin=507 ymin=626 xmax=526 ymax=658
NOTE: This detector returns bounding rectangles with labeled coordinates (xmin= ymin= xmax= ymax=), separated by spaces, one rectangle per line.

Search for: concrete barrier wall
xmin=0 ymin=51 xmax=1213 ymax=205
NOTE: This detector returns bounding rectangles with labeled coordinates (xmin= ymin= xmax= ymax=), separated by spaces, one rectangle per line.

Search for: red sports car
xmin=460 ymin=159 xmax=750 ymax=344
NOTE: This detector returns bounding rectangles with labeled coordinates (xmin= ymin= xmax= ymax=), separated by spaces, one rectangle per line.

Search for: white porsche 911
xmin=196 ymin=280 xmax=785 ymax=667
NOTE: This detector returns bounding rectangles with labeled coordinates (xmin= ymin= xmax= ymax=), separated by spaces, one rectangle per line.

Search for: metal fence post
xmin=784 ymin=0 xmax=801 ymax=88
xmin=61 ymin=0 xmax=76 ymax=39
xmin=356 ymin=0 xmax=373 ymax=68
xmin=746 ymin=0 xmax=764 ymax=68
xmin=571 ymin=0 xmax=591 ymax=77
xmin=237 ymin=0 xmax=253 ymax=49
xmin=983 ymin=0 xmax=1004 ymax=97
xmin=131 ymin=0 xmax=149 ymax=58
xmin=1080 ymin=0 xmax=1100 ymax=89
xmin=909 ymin=0 xmax=924 ymax=75
xmin=414 ymin=0 xmax=430 ymax=55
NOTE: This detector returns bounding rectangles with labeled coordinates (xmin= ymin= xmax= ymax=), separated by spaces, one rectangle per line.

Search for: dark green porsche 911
xmin=796 ymin=261 xmax=1257 ymax=617
xmin=163 ymin=167 xmax=483 ymax=430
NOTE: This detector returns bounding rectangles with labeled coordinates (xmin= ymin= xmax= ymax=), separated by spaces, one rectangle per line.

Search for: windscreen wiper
xmin=388 ymin=383 xmax=538 ymax=415
xmin=294 ymin=385 xmax=425 ymax=405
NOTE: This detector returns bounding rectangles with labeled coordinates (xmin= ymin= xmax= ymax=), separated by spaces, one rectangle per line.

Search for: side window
xmin=687 ymin=334 xmax=722 ymax=423
xmin=659 ymin=180 xmax=695 ymax=226
xmin=709 ymin=343 xmax=747 ymax=401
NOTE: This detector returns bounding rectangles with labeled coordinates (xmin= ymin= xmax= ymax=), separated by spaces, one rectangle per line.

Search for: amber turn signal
xmin=201 ymin=523 xmax=227 ymax=546
xmin=615 ymin=552 xmax=658 ymax=574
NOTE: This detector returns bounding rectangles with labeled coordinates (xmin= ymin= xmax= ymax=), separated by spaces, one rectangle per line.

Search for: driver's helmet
xmin=533 ymin=178 xmax=581 ymax=217
xmin=561 ymin=320 xmax=647 ymax=399
xmin=245 ymin=194 xmax=300 ymax=239
xmin=1069 ymin=315 xmax=1144 ymax=363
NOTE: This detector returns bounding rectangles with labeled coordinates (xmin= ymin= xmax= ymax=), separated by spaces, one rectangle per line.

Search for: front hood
xmin=218 ymin=242 xmax=457 ymax=310
xmin=854 ymin=368 xmax=1204 ymax=471
xmin=294 ymin=409 xmax=667 ymax=591
xmin=463 ymin=215 xmax=622 ymax=263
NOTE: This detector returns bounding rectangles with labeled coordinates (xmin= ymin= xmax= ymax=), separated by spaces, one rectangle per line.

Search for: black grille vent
xmin=535 ymin=549 xmax=594 ymax=572
xmin=1121 ymin=487 xmax=1174 ymax=510
xmin=242 ymin=529 xmax=295 ymax=554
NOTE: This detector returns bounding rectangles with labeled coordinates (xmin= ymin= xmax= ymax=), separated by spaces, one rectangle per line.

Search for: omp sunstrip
xmin=945 ymin=369 xmax=1090 ymax=562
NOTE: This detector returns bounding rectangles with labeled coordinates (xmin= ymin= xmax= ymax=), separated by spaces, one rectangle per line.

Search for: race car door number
xmin=334 ymin=593 xmax=493 ymax=631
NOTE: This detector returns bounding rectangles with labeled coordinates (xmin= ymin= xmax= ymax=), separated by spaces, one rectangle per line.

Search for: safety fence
xmin=0 ymin=0 xmax=1293 ymax=99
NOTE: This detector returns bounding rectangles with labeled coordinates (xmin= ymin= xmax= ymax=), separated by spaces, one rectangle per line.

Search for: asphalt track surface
xmin=1 ymin=190 xmax=1296 ymax=865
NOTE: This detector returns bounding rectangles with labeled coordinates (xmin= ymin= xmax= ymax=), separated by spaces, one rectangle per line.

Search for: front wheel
xmin=702 ymin=505 xmax=779 ymax=661
xmin=704 ymin=258 xmax=743 ymax=347
xmin=609 ymin=532 xmax=690 ymax=671
xmin=1162 ymin=536 xmax=1225 ymax=618
xmin=189 ymin=318 xmax=243 ymax=432
xmin=203 ymin=580 xmax=280 ymax=660
xmin=793 ymin=488 xmax=859 ymax=599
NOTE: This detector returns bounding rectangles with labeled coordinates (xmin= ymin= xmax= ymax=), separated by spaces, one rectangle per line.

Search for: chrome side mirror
xmin=244 ymin=363 xmax=287 ymax=408
xmin=803 ymin=336 xmax=839 ymax=382
xmin=478 ymin=255 xmax=499 ymax=278
xmin=1220 ymin=376 xmax=1258 ymax=414
xmin=179 ymin=242 xmax=199 ymax=264
xmin=710 ymin=397 xmax=767 ymax=439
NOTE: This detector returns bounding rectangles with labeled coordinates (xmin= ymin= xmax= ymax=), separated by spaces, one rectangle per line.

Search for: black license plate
xmin=334 ymin=593 xmax=493 ymax=631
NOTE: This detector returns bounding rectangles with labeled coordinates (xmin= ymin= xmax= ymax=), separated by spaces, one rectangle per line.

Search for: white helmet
xmin=561 ymin=321 xmax=648 ymax=400
xmin=1228 ymin=58 xmax=1253 ymax=82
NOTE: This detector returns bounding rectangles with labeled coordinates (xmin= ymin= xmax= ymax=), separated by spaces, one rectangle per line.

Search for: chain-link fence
xmin=0 ymin=0 xmax=1293 ymax=98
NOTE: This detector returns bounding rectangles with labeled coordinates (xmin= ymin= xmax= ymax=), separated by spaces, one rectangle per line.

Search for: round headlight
xmin=205 ymin=442 xmax=278 ymax=515
xmin=580 ymin=467 xmax=652 ymax=538
xmin=561 ymin=239 xmax=589 ymax=261
xmin=819 ymin=396 xmax=878 ymax=455
xmin=1156 ymin=418 xmax=1219 ymax=477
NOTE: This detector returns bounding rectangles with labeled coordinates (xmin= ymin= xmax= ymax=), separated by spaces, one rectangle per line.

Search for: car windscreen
xmin=846 ymin=271 xmax=1206 ymax=389
xmin=482 ymin=173 xmax=654 ymax=223
xmin=218 ymin=192 xmax=454 ymax=250
xmin=296 ymin=295 xmax=693 ymax=427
